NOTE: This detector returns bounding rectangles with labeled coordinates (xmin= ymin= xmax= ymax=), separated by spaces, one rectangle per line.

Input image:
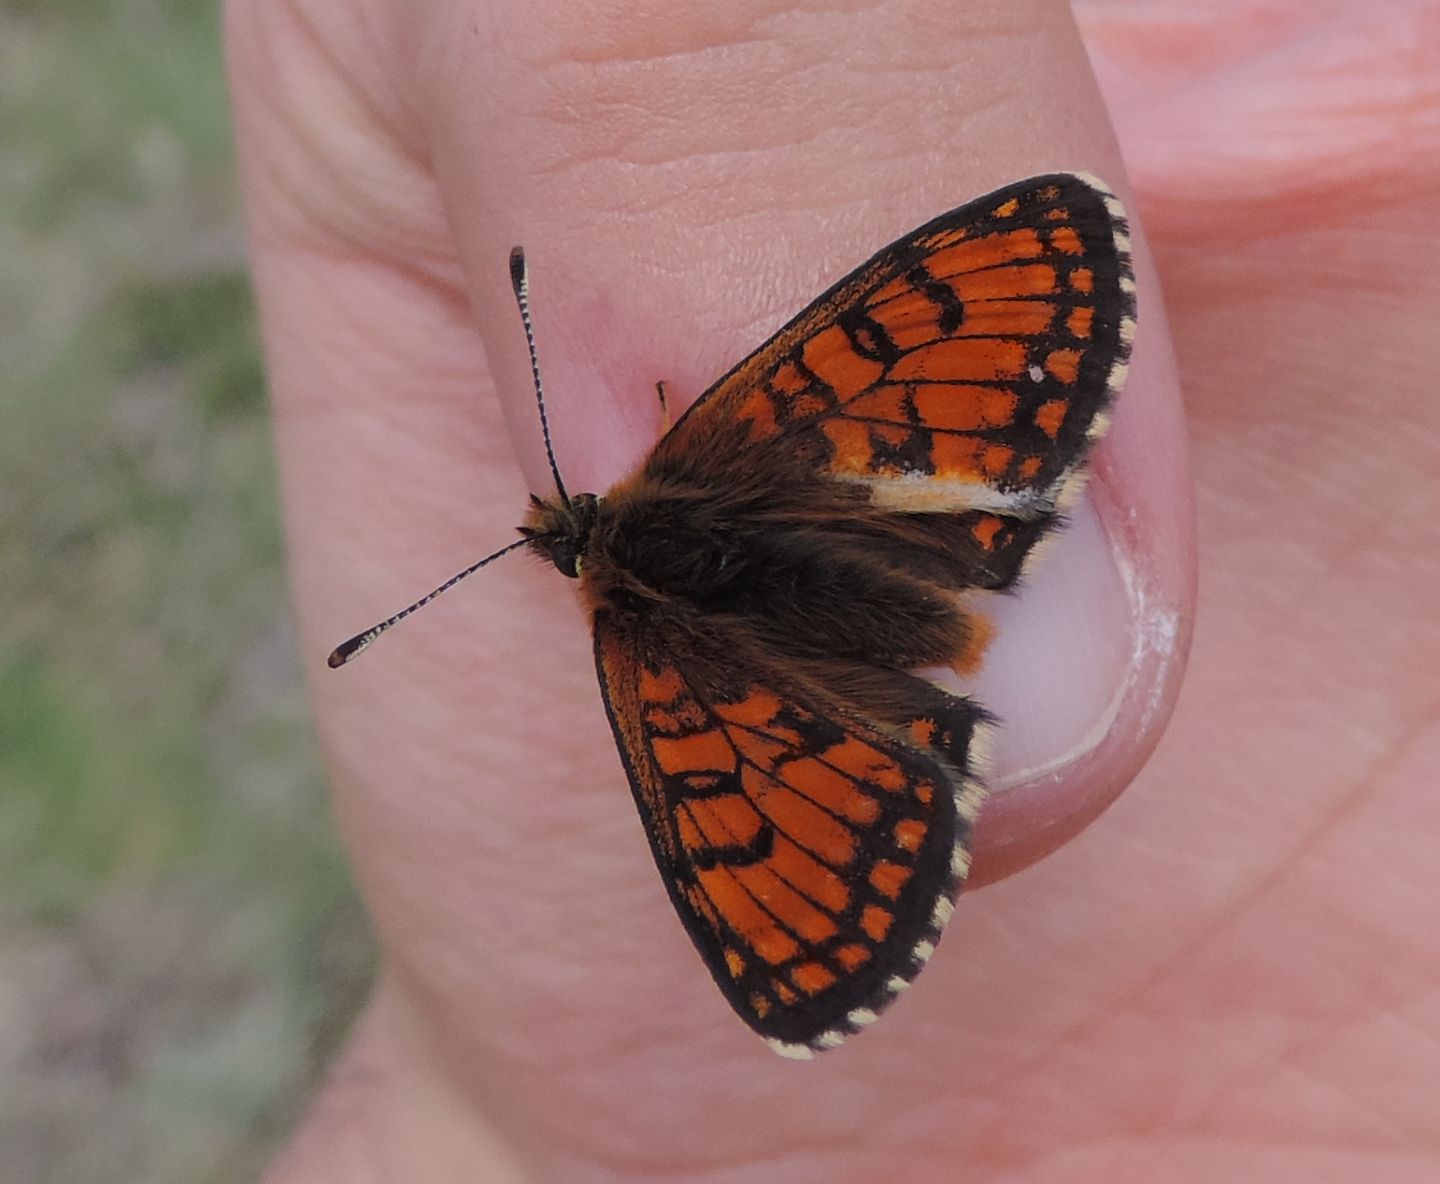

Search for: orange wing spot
xmin=780 ymin=757 xmax=882 ymax=824
xmin=861 ymin=904 xmax=893 ymax=941
xmin=740 ymin=719 xmax=805 ymax=754
xmin=1018 ymin=456 xmax=1043 ymax=480
xmin=1069 ymin=267 xmax=1094 ymax=294
xmin=869 ymin=861 xmax=913 ymax=901
xmin=652 ymin=730 xmax=735 ymax=775
xmin=774 ymin=982 xmax=798 ymax=1006
xmin=682 ymin=701 xmax=713 ymax=730
xmin=845 ymin=386 xmax=911 ymax=425
xmin=890 ymin=339 xmax=1026 ymax=383
xmin=931 ymin=433 xmax=984 ymax=481
xmin=953 ymin=615 xmax=993 ymax=675
xmin=925 ymin=228 xmax=1044 ymax=279
xmin=971 ymin=514 xmax=1004 ymax=549
xmin=697 ymin=867 xmax=801 ymax=965
xmin=790 ymin=391 xmax=833 ymax=418
xmin=644 ymin=707 xmax=683 ymax=735
xmin=894 ymin=818 xmax=927 ymax=854
xmin=879 ymin=295 xmax=944 ymax=351
xmin=1045 ymin=348 xmax=1082 ymax=384
xmin=724 ymin=948 xmax=746 ymax=979
xmin=1044 ymin=205 xmax=1071 ymax=222
xmin=981 ymin=443 xmax=1014 ymax=477
xmin=953 ymin=298 xmax=1056 ymax=338
xmin=728 ymin=728 xmax=789 ymax=769
xmin=802 ymin=324 xmax=886 ymax=399
xmin=746 ymin=769 xmax=860 ymax=867
xmin=730 ymin=861 xmax=839 ymax=943
xmin=916 ymin=785 xmax=934 ymax=805
xmin=769 ymin=834 xmax=851 ymax=913
xmin=1067 ymin=305 xmax=1094 ymax=339
xmin=1034 ymin=398 xmax=1068 ymax=438
xmin=650 ymin=701 xmax=717 ymax=736
xmin=836 ymin=943 xmax=872 ymax=970
xmin=1049 ymin=226 xmax=1084 ymax=255
xmin=790 ymin=961 xmax=837 ymax=996
xmin=678 ymin=809 xmax=703 ymax=851
xmin=1039 ymin=184 xmax=1061 ymax=200
xmin=821 ymin=417 xmax=874 ymax=473
xmin=869 ymin=275 xmax=912 ymax=306
xmin=750 ymin=992 xmax=773 ymax=1018
xmin=911 ymin=384 xmax=1017 ymax=432
xmin=909 ymin=717 xmax=937 ymax=747
xmin=926 ymin=226 xmax=970 ymax=249
xmin=738 ymin=389 xmax=778 ymax=439
xmin=685 ymin=793 xmax=764 ymax=849
xmin=686 ymin=774 xmax=722 ymax=793
xmin=771 ymin=359 xmax=810 ymax=397
xmin=871 ymin=422 xmax=910 ymax=453
xmin=685 ymin=884 xmax=721 ymax=928
xmin=714 ymin=688 xmax=783 ymax=729
xmin=993 ymin=197 xmax=1020 ymax=218
xmin=640 ymin=666 xmax=685 ymax=704
xmin=821 ymin=735 xmax=906 ymax=792
xmin=951 ymin=263 xmax=1059 ymax=303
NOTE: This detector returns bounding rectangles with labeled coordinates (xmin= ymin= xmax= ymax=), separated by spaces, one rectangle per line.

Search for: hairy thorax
xmin=522 ymin=475 xmax=988 ymax=674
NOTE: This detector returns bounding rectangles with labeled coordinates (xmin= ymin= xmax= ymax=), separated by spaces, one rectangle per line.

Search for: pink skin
xmin=229 ymin=0 xmax=1440 ymax=1180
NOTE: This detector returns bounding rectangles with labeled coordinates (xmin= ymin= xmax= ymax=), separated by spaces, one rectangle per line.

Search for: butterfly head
xmin=521 ymin=491 xmax=599 ymax=579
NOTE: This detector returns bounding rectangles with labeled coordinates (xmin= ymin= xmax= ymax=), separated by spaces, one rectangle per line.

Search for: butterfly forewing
xmin=649 ymin=173 xmax=1135 ymax=559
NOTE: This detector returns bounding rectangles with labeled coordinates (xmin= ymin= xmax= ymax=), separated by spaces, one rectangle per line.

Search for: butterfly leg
xmin=656 ymin=380 xmax=672 ymax=435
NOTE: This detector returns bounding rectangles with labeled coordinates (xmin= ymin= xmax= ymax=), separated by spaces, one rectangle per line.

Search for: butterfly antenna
xmin=509 ymin=247 xmax=570 ymax=506
xmin=327 ymin=536 xmax=536 ymax=668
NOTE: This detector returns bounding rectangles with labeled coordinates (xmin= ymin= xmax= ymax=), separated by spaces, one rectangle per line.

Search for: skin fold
xmin=228 ymin=0 xmax=1440 ymax=1179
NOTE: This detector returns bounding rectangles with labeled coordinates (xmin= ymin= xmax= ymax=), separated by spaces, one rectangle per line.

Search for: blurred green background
xmin=0 ymin=2 xmax=375 ymax=1180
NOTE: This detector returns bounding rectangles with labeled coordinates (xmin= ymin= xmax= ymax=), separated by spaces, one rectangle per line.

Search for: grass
xmin=0 ymin=2 xmax=375 ymax=1180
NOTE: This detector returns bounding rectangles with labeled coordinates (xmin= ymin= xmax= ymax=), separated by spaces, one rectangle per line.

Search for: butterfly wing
xmin=594 ymin=609 xmax=989 ymax=1058
xmin=646 ymin=172 xmax=1135 ymax=590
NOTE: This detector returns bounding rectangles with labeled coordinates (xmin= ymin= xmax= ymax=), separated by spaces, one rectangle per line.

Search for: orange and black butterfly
xmin=331 ymin=174 xmax=1136 ymax=1058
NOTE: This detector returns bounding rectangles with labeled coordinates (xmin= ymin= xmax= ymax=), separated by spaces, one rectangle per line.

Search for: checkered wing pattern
xmin=650 ymin=173 xmax=1135 ymax=590
xmin=595 ymin=615 xmax=988 ymax=1058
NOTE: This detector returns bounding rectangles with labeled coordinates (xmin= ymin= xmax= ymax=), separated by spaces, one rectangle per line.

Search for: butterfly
xmin=330 ymin=173 xmax=1136 ymax=1059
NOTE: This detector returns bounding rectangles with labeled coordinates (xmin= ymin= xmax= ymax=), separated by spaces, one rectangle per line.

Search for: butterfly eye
xmin=552 ymin=545 xmax=582 ymax=579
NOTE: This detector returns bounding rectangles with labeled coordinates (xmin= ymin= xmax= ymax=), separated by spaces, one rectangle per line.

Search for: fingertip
xmin=967 ymin=270 xmax=1196 ymax=882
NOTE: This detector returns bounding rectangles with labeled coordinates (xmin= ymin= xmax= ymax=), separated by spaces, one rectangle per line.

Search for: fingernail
xmin=938 ymin=491 xmax=1135 ymax=789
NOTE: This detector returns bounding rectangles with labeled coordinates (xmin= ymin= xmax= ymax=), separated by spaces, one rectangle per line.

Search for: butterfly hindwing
xmin=647 ymin=173 xmax=1135 ymax=586
xmin=594 ymin=610 xmax=988 ymax=1057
